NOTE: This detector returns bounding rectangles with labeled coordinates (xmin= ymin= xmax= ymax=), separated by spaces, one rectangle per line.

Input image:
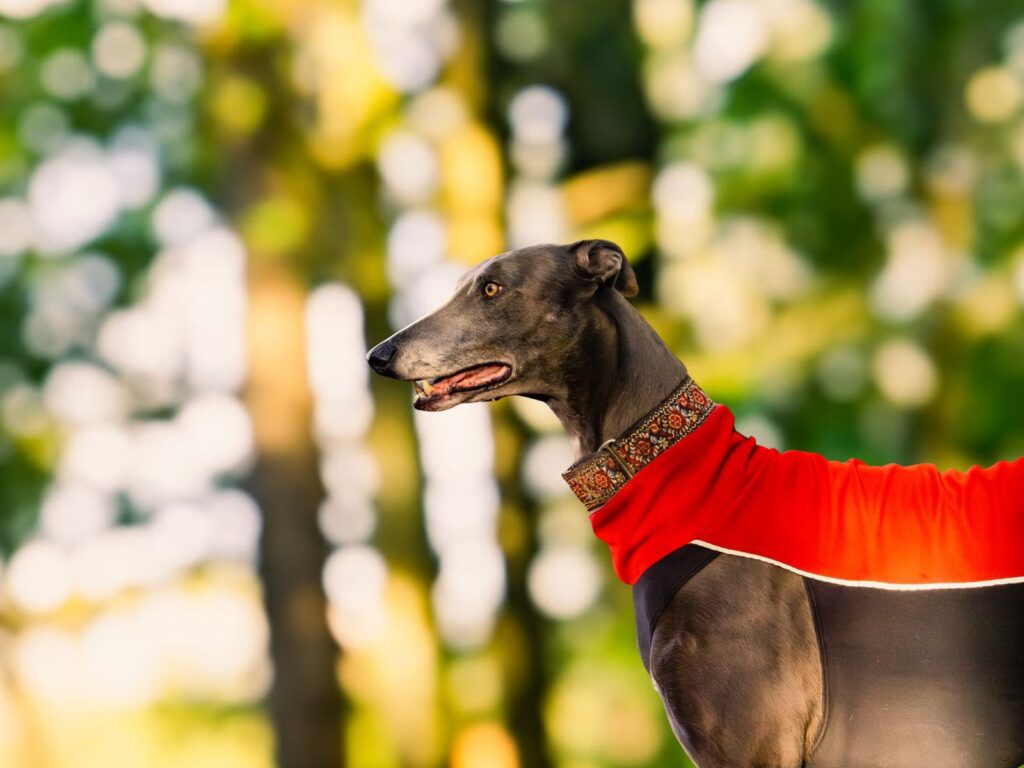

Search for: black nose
xmin=367 ymin=339 xmax=397 ymax=374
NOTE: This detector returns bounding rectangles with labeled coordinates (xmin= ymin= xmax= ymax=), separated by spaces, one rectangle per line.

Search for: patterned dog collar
xmin=561 ymin=377 xmax=716 ymax=511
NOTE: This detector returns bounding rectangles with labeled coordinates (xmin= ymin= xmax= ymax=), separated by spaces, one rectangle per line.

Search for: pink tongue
xmin=435 ymin=364 xmax=507 ymax=394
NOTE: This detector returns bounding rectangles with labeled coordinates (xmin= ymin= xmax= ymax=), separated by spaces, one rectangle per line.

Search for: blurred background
xmin=0 ymin=0 xmax=1022 ymax=766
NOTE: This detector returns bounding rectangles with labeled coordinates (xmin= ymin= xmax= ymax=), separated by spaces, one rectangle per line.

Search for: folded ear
xmin=572 ymin=239 xmax=639 ymax=298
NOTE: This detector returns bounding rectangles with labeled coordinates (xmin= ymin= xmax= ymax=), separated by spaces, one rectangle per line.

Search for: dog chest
xmin=634 ymin=545 xmax=1024 ymax=768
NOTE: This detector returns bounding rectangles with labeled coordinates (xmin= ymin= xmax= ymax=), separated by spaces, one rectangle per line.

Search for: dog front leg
xmin=653 ymin=670 xmax=804 ymax=768
xmin=647 ymin=557 xmax=821 ymax=768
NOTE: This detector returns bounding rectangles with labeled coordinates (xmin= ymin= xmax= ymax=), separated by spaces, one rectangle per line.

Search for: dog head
xmin=366 ymin=239 xmax=638 ymax=411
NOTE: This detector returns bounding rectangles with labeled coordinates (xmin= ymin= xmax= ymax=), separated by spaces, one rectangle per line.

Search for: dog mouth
xmin=412 ymin=362 xmax=513 ymax=410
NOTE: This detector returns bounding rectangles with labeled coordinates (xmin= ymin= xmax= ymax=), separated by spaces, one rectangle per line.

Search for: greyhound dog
xmin=367 ymin=240 xmax=1024 ymax=768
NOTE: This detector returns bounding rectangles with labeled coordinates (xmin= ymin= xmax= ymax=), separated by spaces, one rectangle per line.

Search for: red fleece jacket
xmin=590 ymin=405 xmax=1024 ymax=587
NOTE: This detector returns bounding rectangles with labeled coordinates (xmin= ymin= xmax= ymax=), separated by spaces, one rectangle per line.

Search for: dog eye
xmin=482 ymin=281 xmax=503 ymax=299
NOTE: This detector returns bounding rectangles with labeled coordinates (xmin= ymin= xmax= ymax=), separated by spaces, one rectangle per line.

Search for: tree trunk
xmin=245 ymin=265 xmax=344 ymax=768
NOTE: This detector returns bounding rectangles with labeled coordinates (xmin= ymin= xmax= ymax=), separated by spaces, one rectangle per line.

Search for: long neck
xmin=549 ymin=294 xmax=688 ymax=459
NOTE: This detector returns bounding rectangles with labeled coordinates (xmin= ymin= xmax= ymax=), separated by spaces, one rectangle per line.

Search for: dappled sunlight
xmin=14 ymin=572 xmax=269 ymax=705
xmin=547 ymin=660 xmax=664 ymax=766
xmin=0 ymin=704 xmax=273 ymax=768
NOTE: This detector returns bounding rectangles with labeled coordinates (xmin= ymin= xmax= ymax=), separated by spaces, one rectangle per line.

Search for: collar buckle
xmin=562 ymin=377 xmax=716 ymax=512
xmin=599 ymin=439 xmax=634 ymax=479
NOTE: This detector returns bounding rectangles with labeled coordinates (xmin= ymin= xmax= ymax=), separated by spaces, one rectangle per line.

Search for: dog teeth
xmin=418 ymin=379 xmax=436 ymax=395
